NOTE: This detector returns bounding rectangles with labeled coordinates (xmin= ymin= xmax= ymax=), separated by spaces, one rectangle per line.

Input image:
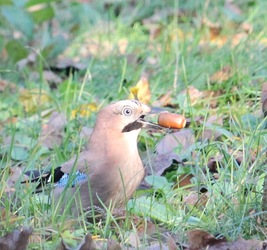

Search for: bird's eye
xmin=122 ymin=106 xmax=133 ymax=116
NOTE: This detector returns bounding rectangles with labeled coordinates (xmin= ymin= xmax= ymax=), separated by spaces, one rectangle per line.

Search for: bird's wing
xmin=22 ymin=150 xmax=93 ymax=191
xmin=22 ymin=166 xmax=65 ymax=192
xmin=60 ymin=151 xmax=90 ymax=174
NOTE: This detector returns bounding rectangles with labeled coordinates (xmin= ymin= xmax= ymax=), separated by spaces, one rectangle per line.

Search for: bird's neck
xmin=88 ymin=129 xmax=140 ymax=159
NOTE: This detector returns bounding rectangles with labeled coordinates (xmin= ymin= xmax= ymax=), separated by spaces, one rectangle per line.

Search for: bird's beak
xmin=138 ymin=106 xmax=168 ymax=131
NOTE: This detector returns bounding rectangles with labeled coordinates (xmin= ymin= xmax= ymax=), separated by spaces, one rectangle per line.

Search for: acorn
xmin=158 ymin=112 xmax=186 ymax=129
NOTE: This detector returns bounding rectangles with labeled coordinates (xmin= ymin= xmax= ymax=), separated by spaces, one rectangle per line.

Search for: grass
xmin=0 ymin=0 xmax=267 ymax=248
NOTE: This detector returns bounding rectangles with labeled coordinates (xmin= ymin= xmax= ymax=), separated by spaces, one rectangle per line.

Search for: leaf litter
xmin=1 ymin=0 xmax=267 ymax=249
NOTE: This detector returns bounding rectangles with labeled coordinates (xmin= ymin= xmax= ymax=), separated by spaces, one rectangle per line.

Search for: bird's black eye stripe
xmin=122 ymin=106 xmax=133 ymax=116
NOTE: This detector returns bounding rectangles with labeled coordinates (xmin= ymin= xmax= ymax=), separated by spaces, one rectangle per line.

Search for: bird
xmin=23 ymin=100 xmax=166 ymax=215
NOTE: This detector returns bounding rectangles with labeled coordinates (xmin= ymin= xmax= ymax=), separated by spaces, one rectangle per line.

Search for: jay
xmin=24 ymin=100 xmax=166 ymax=214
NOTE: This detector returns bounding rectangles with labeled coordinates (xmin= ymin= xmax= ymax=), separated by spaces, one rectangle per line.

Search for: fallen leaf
xmin=153 ymin=90 xmax=175 ymax=108
xmin=76 ymin=234 xmax=97 ymax=250
xmin=29 ymin=71 xmax=62 ymax=86
xmin=187 ymin=229 xmax=264 ymax=250
xmin=209 ymin=66 xmax=233 ymax=83
xmin=71 ymin=103 xmax=97 ymax=119
xmin=142 ymin=8 xmax=185 ymax=41
xmin=19 ymin=88 xmax=51 ymax=113
xmin=156 ymin=129 xmax=195 ymax=156
xmin=106 ymin=239 xmax=122 ymax=250
xmin=5 ymin=167 xmax=24 ymax=193
xmin=201 ymin=89 xmax=224 ymax=108
xmin=40 ymin=111 xmax=67 ymax=149
xmin=149 ymin=152 xmax=181 ymax=176
xmin=187 ymin=229 xmax=227 ymax=250
xmin=207 ymin=156 xmax=223 ymax=174
xmin=28 ymin=233 xmax=42 ymax=246
xmin=262 ymin=172 xmax=267 ymax=223
xmin=181 ymin=86 xmax=203 ymax=105
xmin=200 ymin=114 xmax=224 ymax=141
xmin=16 ymin=53 xmax=37 ymax=71
xmin=167 ymin=234 xmax=178 ymax=250
xmin=129 ymin=76 xmax=151 ymax=104
xmin=0 ymin=79 xmax=17 ymax=93
xmin=224 ymin=0 xmax=243 ymax=16
xmin=184 ymin=192 xmax=208 ymax=207
xmin=136 ymin=219 xmax=157 ymax=237
xmin=209 ymin=25 xmax=223 ymax=41
xmin=0 ymin=209 xmax=21 ymax=227
xmin=241 ymin=22 xmax=253 ymax=33
xmin=0 ymin=226 xmax=33 ymax=250
xmin=176 ymin=173 xmax=194 ymax=188
xmin=125 ymin=231 xmax=141 ymax=248
xmin=261 ymin=82 xmax=267 ymax=117
xmin=145 ymin=243 xmax=169 ymax=250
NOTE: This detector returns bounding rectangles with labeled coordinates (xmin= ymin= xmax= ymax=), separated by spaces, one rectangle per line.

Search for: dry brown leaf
xmin=106 ymin=239 xmax=122 ymax=250
xmin=0 ymin=226 xmax=33 ymax=250
xmin=224 ymin=0 xmax=243 ymax=16
xmin=200 ymin=114 xmax=224 ymax=141
xmin=167 ymin=235 xmax=178 ymax=250
xmin=181 ymin=86 xmax=203 ymax=105
xmin=29 ymin=71 xmax=62 ymax=85
xmin=231 ymin=32 xmax=247 ymax=47
xmin=129 ymin=76 xmax=151 ymax=104
xmin=40 ymin=111 xmax=67 ymax=149
xmin=209 ymin=25 xmax=223 ymax=41
xmin=19 ymin=88 xmax=51 ymax=113
xmin=261 ymin=83 xmax=267 ymax=219
xmin=241 ymin=22 xmax=253 ymax=33
xmin=181 ymin=86 xmax=224 ymax=108
xmin=16 ymin=53 xmax=37 ymax=70
xmin=156 ymin=129 xmax=195 ymax=155
xmin=187 ymin=229 xmax=227 ymax=250
xmin=153 ymin=90 xmax=174 ymax=108
xmin=209 ymin=66 xmax=233 ymax=83
xmin=126 ymin=231 xmax=141 ymax=248
xmin=187 ymin=229 xmax=264 ymax=250
xmin=145 ymin=243 xmax=169 ymax=250
xmin=57 ymin=239 xmax=70 ymax=250
xmin=28 ymin=233 xmax=42 ymax=246
xmin=261 ymin=82 xmax=267 ymax=117
xmin=201 ymin=18 xmax=227 ymax=47
xmin=63 ymin=35 xmax=128 ymax=60
xmin=184 ymin=192 xmax=208 ymax=207
xmin=149 ymin=129 xmax=194 ymax=176
xmin=263 ymin=174 xmax=267 ymax=224
xmin=0 ymin=79 xmax=17 ymax=93
xmin=200 ymin=17 xmax=247 ymax=48
xmin=71 ymin=103 xmax=97 ymax=119
xmin=132 ymin=217 xmax=157 ymax=236
xmin=148 ymin=152 xmax=181 ymax=176
xmin=0 ymin=209 xmax=22 ymax=227
xmin=142 ymin=9 xmax=185 ymax=41
xmin=201 ymin=89 xmax=224 ymax=108
xmin=5 ymin=167 xmax=24 ymax=194
xmin=176 ymin=174 xmax=194 ymax=188
xmin=207 ymin=156 xmax=223 ymax=174
xmin=76 ymin=234 xmax=97 ymax=250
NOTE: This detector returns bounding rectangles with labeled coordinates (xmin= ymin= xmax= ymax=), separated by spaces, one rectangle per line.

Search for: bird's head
xmin=95 ymin=100 xmax=165 ymax=134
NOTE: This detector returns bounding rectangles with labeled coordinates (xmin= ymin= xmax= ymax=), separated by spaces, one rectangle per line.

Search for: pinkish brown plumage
xmin=24 ymin=100 xmax=166 ymax=214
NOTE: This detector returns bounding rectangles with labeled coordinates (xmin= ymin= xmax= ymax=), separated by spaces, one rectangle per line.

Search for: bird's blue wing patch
xmin=56 ymin=171 xmax=87 ymax=188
